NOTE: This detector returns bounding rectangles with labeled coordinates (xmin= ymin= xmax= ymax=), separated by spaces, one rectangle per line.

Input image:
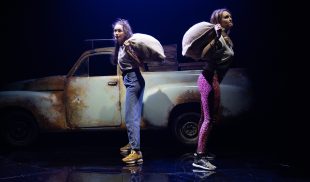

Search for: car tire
xmin=1 ymin=111 xmax=39 ymax=147
xmin=172 ymin=112 xmax=200 ymax=146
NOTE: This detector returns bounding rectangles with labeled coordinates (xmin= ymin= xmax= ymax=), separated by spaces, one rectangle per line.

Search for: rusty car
xmin=0 ymin=45 xmax=252 ymax=147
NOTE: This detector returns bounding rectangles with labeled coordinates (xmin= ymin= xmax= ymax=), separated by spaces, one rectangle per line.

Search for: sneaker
xmin=193 ymin=154 xmax=216 ymax=170
xmin=194 ymin=152 xmax=216 ymax=161
xmin=122 ymin=150 xmax=143 ymax=164
xmin=120 ymin=143 xmax=131 ymax=154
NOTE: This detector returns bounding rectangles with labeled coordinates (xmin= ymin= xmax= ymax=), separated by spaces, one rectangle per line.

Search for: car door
xmin=65 ymin=53 xmax=121 ymax=128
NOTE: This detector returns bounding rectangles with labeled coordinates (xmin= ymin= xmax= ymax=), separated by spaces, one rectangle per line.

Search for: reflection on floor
xmin=0 ymin=131 xmax=309 ymax=181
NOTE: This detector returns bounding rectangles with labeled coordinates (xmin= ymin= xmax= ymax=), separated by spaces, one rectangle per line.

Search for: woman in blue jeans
xmin=112 ymin=18 xmax=145 ymax=164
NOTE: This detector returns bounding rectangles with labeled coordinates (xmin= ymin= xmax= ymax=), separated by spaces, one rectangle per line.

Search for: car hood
xmin=2 ymin=75 xmax=66 ymax=91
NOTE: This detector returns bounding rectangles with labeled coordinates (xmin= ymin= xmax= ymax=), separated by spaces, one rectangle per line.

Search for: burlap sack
xmin=124 ymin=33 xmax=166 ymax=63
xmin=182 ymin=22 xmax=216 ymax=60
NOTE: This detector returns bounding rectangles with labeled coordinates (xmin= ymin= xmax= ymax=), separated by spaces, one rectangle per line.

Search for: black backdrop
xmin=1 ymin=0 xmax=306 ymax=169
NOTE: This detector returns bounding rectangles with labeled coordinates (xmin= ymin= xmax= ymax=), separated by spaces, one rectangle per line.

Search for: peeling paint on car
xmin=0 ymin=46 xmax=252 ymax=146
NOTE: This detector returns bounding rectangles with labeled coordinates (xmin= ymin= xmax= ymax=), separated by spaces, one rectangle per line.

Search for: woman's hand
xmin=214 ymin=24 xmax=222 ymax=39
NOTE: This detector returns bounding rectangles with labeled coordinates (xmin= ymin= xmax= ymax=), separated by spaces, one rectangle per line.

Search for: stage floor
xmin=0 ymin=131 xmax=308 ymax=181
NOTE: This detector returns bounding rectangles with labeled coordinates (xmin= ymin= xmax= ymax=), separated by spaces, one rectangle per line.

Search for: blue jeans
xmin=123 ymin=71 xmax=145 ymax=150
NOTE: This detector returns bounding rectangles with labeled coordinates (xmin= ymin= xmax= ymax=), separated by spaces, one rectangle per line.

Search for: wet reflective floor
xmin=0 ymin=130 xmax=309 ymax=182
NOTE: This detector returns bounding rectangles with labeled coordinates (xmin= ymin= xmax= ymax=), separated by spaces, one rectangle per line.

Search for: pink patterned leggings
xmin=196 ymin=72 xmax=220 ymax=154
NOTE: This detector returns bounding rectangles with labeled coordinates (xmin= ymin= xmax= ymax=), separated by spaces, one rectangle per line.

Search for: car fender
xmin=0 ymin=91 xmax=66 ymax=130
xmin=143 ymin=83 xmax=200 ymax=127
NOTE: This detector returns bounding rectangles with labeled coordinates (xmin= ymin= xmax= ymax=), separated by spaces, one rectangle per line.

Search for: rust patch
xmin=119 ymin=118 xmax=147 ymax=129
xmin=176 ymin=90 xmax=200 ymax=105
xmin=119 ymin=122 xmax=127 ymax=129
xmin=25 ymin=76 xmax=65 ymax=91
xmin=35 ymin=92 xmax=66 ymax=130
xmin=65 ymin=78 xmax=88 ymax=128
xmin=140 ymin=117 xmax=147 ymax=128
xmin=64 ymin=76 xmax=123 ymax=128
xmin=0 ymin=92 xmax=67 ymax=130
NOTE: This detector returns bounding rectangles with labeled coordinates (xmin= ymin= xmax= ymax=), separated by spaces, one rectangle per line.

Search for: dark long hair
xmin=111 ymin=18 xmax=133 ymax=65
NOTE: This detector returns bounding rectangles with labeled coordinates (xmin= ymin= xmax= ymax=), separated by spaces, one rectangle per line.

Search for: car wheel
xmin=2 ymin=111 xmax=38 ymax=147
xmin=172 ymin=112 xmax=200 ymax=146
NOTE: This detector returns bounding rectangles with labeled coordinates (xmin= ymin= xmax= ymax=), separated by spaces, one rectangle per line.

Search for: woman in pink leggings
xmin=193 ymin=8 xmax=235 ymax=171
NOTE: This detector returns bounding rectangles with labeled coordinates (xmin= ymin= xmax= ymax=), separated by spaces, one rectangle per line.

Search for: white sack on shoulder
xmin=182 ymin=22 xmax=216 ymax=60
xmin=125 ymin=33 xmax=166 ymax=62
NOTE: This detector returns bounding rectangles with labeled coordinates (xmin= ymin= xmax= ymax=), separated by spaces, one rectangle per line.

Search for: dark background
xmin=1 ymin=0 xmax=306 ymax=169
xmin=1 ymin=0 xmax=275 ymax=84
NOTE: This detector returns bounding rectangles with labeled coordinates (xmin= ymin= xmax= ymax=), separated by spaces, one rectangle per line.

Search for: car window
xmin=73 ymin=54 xmax=117 ymax=77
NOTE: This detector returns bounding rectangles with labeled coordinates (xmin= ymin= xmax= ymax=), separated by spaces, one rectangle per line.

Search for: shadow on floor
xmin=0 ymin=129 xmax=309 ymax=181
